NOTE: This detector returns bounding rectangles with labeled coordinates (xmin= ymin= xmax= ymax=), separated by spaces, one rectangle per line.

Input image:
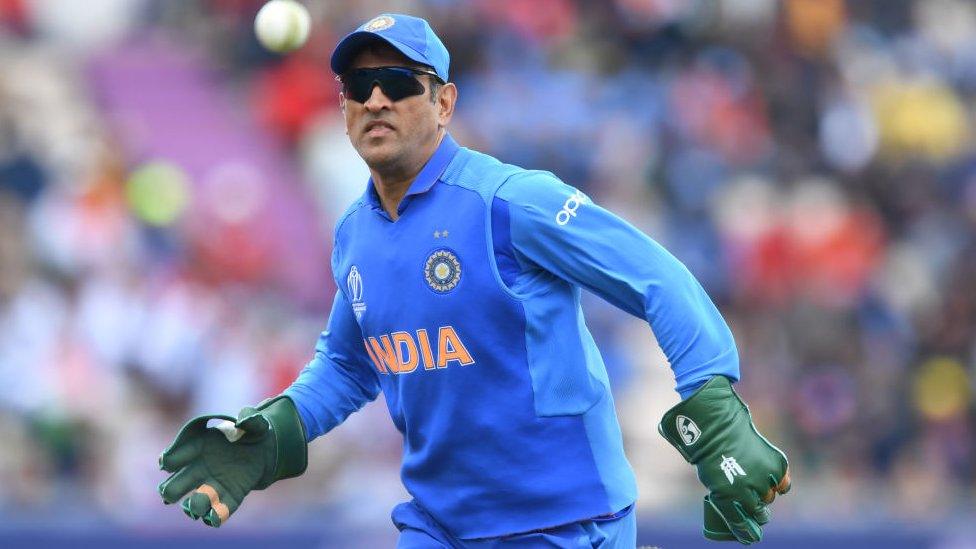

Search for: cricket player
xmin=158 ymin=13 xmax=791 ymax=547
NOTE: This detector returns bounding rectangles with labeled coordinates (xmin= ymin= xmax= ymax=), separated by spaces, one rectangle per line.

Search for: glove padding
xmin=659 ymin=376 xmax=791 ymax=545
xmin=157 ymin=395 xmax=307 ymax=527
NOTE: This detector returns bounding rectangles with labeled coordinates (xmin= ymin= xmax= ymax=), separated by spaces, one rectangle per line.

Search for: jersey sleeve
xmin=283 ymin=288 xmax=381 ymax=441
xmin=495 ymin=172 xmax=739 ymax=398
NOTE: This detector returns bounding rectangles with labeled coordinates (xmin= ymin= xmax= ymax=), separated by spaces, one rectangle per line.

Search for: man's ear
xmin=437 ymin=82 xmax=457 ymax=128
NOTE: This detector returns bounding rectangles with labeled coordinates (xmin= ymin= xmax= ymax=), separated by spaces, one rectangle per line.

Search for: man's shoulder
xmin=332 ymin=196 xmax=369 ymax=243
xmin=442 ymin=147 xmax=514 ymax=190
xmin=493 ymin=167 xmax=574 ymax=207
xmin=442 ymin=147 xmax=563 ymax=200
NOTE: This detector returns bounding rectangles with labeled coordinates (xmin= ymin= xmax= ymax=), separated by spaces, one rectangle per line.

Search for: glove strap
xmin=255 ymin=395 xmax=308 ymax=482
xmin=657 ymin=375 xmax=747 ymax=464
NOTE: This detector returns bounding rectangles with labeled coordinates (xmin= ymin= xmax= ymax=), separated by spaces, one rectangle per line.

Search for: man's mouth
xmin=364 ymin=121 xmax=395 ymax=136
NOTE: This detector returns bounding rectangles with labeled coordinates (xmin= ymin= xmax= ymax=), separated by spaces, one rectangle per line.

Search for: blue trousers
xmin=393 ymin=500 xmax=636 ymax=549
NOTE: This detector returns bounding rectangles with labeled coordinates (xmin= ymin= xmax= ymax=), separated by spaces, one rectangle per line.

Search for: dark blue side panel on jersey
xmin=490 ymin=197 xmax=520 ymax=288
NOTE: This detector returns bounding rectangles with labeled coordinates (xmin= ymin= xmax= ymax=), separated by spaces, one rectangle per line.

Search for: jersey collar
xmin=365 ymin=133 xmax=460 ymax=215
xmin=404 ymin=133 xmax=459 ymax=197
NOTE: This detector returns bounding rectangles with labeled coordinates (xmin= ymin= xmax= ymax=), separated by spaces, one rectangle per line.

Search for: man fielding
xmin=158 ymin=13 xmax=791 ymax=547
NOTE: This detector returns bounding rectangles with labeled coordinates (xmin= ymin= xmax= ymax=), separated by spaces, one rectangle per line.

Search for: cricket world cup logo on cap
xmin=348 ymin=265 xmax=367 ymax=319
xmin=676 ymin=415 xmax=701 ymax=446
xmin=424 ymin=249 xmax=461 ymax=293
xmin=363 ymin=15 xmax=395 ymax=32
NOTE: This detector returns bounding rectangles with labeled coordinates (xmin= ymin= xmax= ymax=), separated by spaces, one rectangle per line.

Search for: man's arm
xmin=157 ymin=288 xmax=380 ymax=528
xmin=496 ymin=172 xmax=737 ymax=397
xmin=284 ymin=289 xmax=382 ymax=441
xmin=495 ymin=172 xmax=790 ymax=544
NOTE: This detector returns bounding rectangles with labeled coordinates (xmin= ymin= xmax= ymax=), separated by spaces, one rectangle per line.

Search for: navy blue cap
xmin=331 ymin=14 xmax=450 ymax=82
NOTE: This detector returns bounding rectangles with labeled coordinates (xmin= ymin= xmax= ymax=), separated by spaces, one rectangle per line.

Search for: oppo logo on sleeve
xmin=555 ymin=189 xmax=588 ymax=226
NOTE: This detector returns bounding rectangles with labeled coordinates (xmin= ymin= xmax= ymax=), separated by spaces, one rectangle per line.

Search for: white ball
xmin=254 ymin=0 xmax=311 ymax=53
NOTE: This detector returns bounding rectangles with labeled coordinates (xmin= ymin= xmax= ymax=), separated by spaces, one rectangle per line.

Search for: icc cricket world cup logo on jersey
xmin=348 ymin=266 xmax=367 ymax=319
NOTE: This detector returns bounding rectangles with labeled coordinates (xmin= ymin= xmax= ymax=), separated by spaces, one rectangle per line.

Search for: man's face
xmin=341 ymin=44 xmax=442 ymax=171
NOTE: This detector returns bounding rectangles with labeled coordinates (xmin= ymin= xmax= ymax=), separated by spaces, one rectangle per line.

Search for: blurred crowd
xmin=1 ymin=0 xmax=975 ymax=536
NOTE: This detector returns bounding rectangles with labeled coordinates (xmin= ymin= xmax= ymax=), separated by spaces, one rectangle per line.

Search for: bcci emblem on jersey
xmin=424 ymin=249 xmax=461 ymax=293
xmin=348 ymin=266 xmax=367 ymax=319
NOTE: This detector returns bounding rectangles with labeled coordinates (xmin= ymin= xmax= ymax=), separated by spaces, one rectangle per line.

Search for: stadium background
xmin=1 ymin=0 xmax=975 ymax=547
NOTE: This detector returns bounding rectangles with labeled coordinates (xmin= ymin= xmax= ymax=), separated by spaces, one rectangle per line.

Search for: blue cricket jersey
xmin=284 ymin=134 xmax=739 ymax=539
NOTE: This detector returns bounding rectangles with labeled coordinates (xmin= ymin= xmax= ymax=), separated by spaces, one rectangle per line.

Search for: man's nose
xmin=363 ymin=82 xmax=392 ymax=111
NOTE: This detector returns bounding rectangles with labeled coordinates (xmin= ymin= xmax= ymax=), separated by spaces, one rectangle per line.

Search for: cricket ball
xmin=254 ymin=0 xmax=311 ymax=54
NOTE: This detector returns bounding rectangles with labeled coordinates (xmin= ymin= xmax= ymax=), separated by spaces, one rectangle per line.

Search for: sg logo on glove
xmin=676 ymin=414 xmax=701 ymax=445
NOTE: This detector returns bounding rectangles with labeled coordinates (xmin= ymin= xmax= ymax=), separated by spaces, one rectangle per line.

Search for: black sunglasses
xmin=338 ymin=66 xmax=443 ymax=103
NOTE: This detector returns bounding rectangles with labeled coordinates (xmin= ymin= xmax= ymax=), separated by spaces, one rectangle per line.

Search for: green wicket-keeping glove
xmin=659 ymin=376 xmax=791 ymax=545
xmin=157 ymin=395 xmax=307 ymax=527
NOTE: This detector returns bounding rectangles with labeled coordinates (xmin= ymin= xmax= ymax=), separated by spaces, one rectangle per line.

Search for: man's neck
xmin=371 ymin=132 xmax=444 ymax=220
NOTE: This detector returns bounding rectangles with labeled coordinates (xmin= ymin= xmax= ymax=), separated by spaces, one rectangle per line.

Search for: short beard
xmin=359 ymin=141 xmax=411 ymax=178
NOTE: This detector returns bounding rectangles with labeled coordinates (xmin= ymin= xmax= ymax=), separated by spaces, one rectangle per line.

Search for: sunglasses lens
xmin=382 ymin=72 xmax=426 ymax=101
xmin=343 ymin=75 xmax=373 ymax=102
xmin=343 ymin=68 xmax=427 ymax=102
